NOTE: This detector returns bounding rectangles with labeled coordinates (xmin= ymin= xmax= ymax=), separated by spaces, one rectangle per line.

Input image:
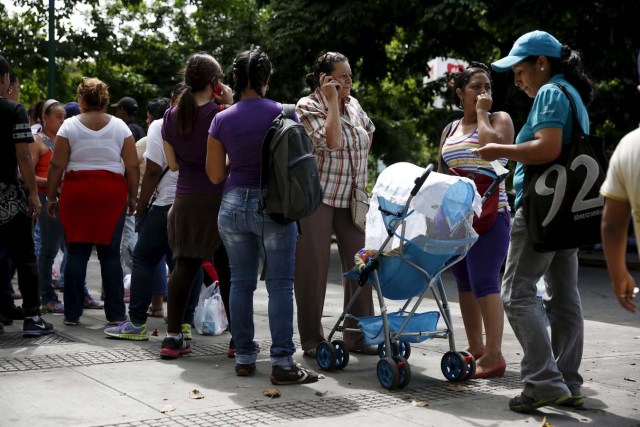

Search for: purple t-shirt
xmin=162 ymin=102 xmax=225 ymax=195
xmin=209 ymin=97 xmax=288 ymax=192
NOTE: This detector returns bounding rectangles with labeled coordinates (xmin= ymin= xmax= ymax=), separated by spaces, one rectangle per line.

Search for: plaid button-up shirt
xmin=296 ymin=90 xmax=375 ymax=208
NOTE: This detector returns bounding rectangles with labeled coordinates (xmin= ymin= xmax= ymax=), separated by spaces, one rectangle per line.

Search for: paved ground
xmin=0 ymin=247 xmax=639 ymax=427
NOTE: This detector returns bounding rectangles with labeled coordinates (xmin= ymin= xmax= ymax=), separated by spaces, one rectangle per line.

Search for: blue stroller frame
xmin=314 ymin=164 xmax=482 ymax=389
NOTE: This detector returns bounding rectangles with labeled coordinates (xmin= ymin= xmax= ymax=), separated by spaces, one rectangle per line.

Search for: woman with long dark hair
xmin=206 ymin=49 xmax=320 ymax=385
xmin=476 ymin=30 xmax=594 ymax=413
xmin=160 ymin=53 xmax=232 ymax=359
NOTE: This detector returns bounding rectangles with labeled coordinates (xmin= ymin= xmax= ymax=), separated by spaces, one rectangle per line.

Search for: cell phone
xmin=213 ymin=83 xmax=223 ymax=96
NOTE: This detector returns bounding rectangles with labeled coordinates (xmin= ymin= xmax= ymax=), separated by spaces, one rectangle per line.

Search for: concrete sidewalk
xmin=1 ymin=255 xmax=639 ymax=427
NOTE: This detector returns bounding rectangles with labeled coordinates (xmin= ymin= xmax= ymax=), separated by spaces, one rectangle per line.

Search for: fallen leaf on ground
xmin=446 ymin=384 xmax=467 ymax=392
xmin=250 ymin=398 xmax=263 ymax=404
xmin=541 ymin=416 xmax=553 ymax=426
xmin=160 ymin=404 xmax=175 ymax=413
xmin=315 ymin=391 xmax=328 ymax=397
xmin=189 ymin=389 xmax=204 ymax=399
xmin=624 ymin=377 xmax=637 ymax=382
xmin=411 ymin=400 xmax=429 ymax=407
xmin=151 ymin=328 xmax=159 ymax=336
xmin=263 ymin=388 xmax=281 ymax=398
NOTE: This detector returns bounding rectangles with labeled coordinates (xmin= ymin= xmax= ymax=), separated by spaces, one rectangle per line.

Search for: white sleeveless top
xmin=57 ymin=115 xmax=132 ymax=174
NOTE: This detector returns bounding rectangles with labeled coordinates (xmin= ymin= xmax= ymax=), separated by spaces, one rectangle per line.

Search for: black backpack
xmin=259 ymin=104 xmax=323 ymax=224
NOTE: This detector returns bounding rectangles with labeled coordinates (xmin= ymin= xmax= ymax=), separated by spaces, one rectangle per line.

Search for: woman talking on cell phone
xmin=159 ymin=53 xmax=233 ymax=359
xmin=294 ymin=52 xmax=377 ymax=358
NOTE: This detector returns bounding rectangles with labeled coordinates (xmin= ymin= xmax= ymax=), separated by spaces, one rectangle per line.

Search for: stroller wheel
xmin=316 ymin=341 xmax=336 ymax=371
xmin=441 ymin=351 xmax=467 ymax=382
xmin=377 ymin=357 xmax=399 ymax=390
xmin=331 ymin=340 xmax=350 ymax=370
xmin=377 ymin=341 xmax=411 ymax=360
xmin=458 ymin=350 xmax=476 ymax=380
xmin=398 ymin=342 xmax=411 ymax=360
xmin=377 ymin=342 xmax=398 ymax=358
xmin=393 ymin=355 xmax=412 ymax=388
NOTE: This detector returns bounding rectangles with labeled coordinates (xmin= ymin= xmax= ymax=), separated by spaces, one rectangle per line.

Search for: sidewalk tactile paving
xmin=0 ymin=339 xmax=272 ymax=372
xmin=98 ymin=373 xmax=522 ymax=427
xmin=0 ymin=331 xmax=78 ymax=348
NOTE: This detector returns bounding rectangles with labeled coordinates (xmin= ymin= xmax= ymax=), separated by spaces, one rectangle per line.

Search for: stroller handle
xmin=410 ymin=164 xmax=434 ymax=196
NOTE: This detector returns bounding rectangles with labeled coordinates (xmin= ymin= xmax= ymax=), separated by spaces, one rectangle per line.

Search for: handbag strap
xmin=147 ymin=166 xmax=170 ymax=208
xmin=552 ymin=83 xmax=587 ymax=138
xmin=438 ymin=121 xmax=455 ymax=174
xmin=345 ymin=139 xmax=358 ymax=189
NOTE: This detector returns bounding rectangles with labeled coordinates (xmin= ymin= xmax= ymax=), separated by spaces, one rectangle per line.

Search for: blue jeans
xmin=120 ymin=215 xmax=137 ymax=275
xmin=128 ymin=204 xmax=200 ymax=324
xmin=64 ymin=212 xmax=126 ymax=322
xmin=36 ymin=192 xmax=65 ymax=303
xmin=218 ymin=188 xmax=297 ymax=367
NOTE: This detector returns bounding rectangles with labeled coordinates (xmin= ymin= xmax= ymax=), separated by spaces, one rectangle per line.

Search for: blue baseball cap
xmin=491 ymin=31 xmax=562 ymax=73
xmin=64 ymin=101 xmax=81 ymax=117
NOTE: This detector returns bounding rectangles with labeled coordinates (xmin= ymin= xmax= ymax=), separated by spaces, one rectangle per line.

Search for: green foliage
xmin=1 ymin=0 xmax=639 ymax=179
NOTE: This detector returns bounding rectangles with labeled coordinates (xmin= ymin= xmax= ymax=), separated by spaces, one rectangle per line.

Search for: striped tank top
xmin=441 ymin=120 xmax=510 ymax=210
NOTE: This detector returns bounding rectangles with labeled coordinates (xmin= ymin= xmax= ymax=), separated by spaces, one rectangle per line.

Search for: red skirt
xmin=59 ymin=170 xmax=127 ymax=244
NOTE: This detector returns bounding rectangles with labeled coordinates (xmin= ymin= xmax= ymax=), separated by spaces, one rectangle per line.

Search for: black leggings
xmin=167 ymin=257 xmax=201 ymax=334
xmin=0 ymin=214 xmax=41 ymax=317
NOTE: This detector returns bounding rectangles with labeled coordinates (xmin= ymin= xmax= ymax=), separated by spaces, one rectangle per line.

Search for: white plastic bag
xmin=194 ymin=282 xmax=228 ymax=336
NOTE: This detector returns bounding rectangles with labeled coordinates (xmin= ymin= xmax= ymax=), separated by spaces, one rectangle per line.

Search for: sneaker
xmin=84 ymin=295 xmax=104 ymax=309
xmin=509 ymin=393 xmax=569 ymax=413
xmin=0 ymin=315 xmax=13 ymax=326
xmin=228 ymin=338 xmax=236 ymax=358
xmin=23 ymin=316 xmax=55 ymax=337
xmin=160 ymin=335 xmax=192 ymax=359
xmin=106 ymin=319 xmax=127 ymax=326
xmin=63 ymin=318 xmax=79 ymax=326
xmin=235 ymin=363 xmax=256 ymax=377
xmin=270 ymin=363 xmax=320 ymax=385
xmin=104 ymin=321 xmax=148 ymax=341
xmin=557 ymin=395 xmax=585 ymax=408
xmin=41 ymin=300 xmax=64 ymax=314
xmin=181 ymin=323 xmax=192 ymax=340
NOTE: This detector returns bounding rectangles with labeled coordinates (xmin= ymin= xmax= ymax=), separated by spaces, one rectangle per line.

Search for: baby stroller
xmin=314 ymin=162 xmax=492 ymax=390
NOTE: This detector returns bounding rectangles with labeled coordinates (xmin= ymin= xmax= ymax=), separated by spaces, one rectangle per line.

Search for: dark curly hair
xmin=305 ymin=51 xmax=349 ymax=91
xmin=452 ymin=62 xmax=492 ymax=109
xmin=522 ymin=45 xmax=594 ymax=106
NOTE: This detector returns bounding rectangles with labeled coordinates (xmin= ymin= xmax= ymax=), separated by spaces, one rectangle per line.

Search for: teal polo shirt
xmin=513 ymin=74 xmax=590 ymax=210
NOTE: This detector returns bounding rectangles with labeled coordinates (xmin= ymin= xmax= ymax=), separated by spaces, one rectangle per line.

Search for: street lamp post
xmin=47 ymin=0 xmax=55 ymax=98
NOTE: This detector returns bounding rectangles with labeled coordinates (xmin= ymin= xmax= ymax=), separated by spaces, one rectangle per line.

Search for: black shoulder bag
xmin=522 ymin=83 xmax=608 ymax=252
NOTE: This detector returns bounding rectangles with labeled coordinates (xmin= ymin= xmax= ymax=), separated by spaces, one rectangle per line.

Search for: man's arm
xmin=15 ymin=142 xmax=40 ymax=219
xmin=601 ymin=197 xmax=637 ymax=313
xmin=135 ymin=158 xmax=164 ymax=220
